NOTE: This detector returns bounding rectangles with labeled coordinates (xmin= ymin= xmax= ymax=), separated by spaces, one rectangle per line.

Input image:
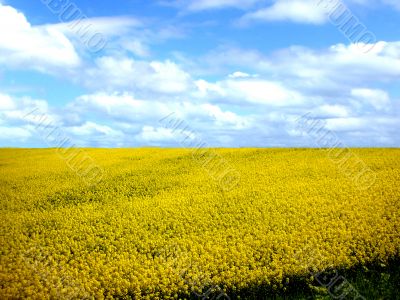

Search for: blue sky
xmin=0 ymin=0 xmax=399 ymax=147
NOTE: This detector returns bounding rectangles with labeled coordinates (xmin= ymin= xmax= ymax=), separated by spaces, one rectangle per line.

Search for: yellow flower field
xmin=0 ymin=148 xmax=399 ymax=299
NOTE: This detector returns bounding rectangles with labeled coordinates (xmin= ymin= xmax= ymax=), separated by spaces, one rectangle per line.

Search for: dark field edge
xmin=111 ymin=256 xmax=400 ymax=300
xmin=219 ymin=256 xmax=400 ymax=300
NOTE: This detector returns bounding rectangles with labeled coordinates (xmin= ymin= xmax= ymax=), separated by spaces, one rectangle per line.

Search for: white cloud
xmin=195 ymin=79 xmax=226 ymax=97
xmin=136 ymin=126 xmax=191 ymax=143
xmin=73 ymin=92 xmax=169 ymax=121
xmin=351 ymin=88 xmax=391 ymax=111
xmin=240 ymin=0 xmax=328 ymax=25
xmin=201 ymin=47 xmax=271 ymax=74
xmin=226 ymin=79 xmax=305 ymax=105
xmin=150 ymin=60 xmax=193 ymax=93
xmin=71 ymin=92 xmax=252 ymax=131
xmin=196 ymin=78 xmax=306 ymax=106
xmin=315 ymin=104 xmax=351 ymax=118
xmin=204 ymin=41 xmax=400 ymax=88
xmin=47 ymin=16 xmax=145 ymax=54
xmin=0 ymin=95 xmax=53 ymax=127
xmin=68 ymin=121 xmax=124 ymax=137
xmin=166 ymin=0 xmax=385 ymax=15
xmin=201 ymin=103 xmax=251 ymax=129
xmin=0 ymin=126 xmax=31 ymax=140
xmin=228 ymin=71 xmax=256 ymax=78
xmin=83 ymin=56 xmax=193 ymax=94
xmin=2 ymin=36 xmax=394 ymax=147
xmin=0 ymin=87 xmax=398 ymax=147
xmin=167 ymin=0 xmax=262 ymax=12
xmin=238 ymin=0 xmax=400 ymax=26
xmin=0 ymin=4 xmax=169 ymax=73
xmin=49 ymin=16 xmax=143 ymax=37
xmin=325 ymin=116 xmax=399 ymax=132
xmin=0 ymin=93 xmax=15 ymax=110
xmin=122 ymin=39 xmax=150 ymax=57
xmin=0 ymin=4 xmax=80 ymax=72
xmin=43 ymin=13 xmax=186 ymax=61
